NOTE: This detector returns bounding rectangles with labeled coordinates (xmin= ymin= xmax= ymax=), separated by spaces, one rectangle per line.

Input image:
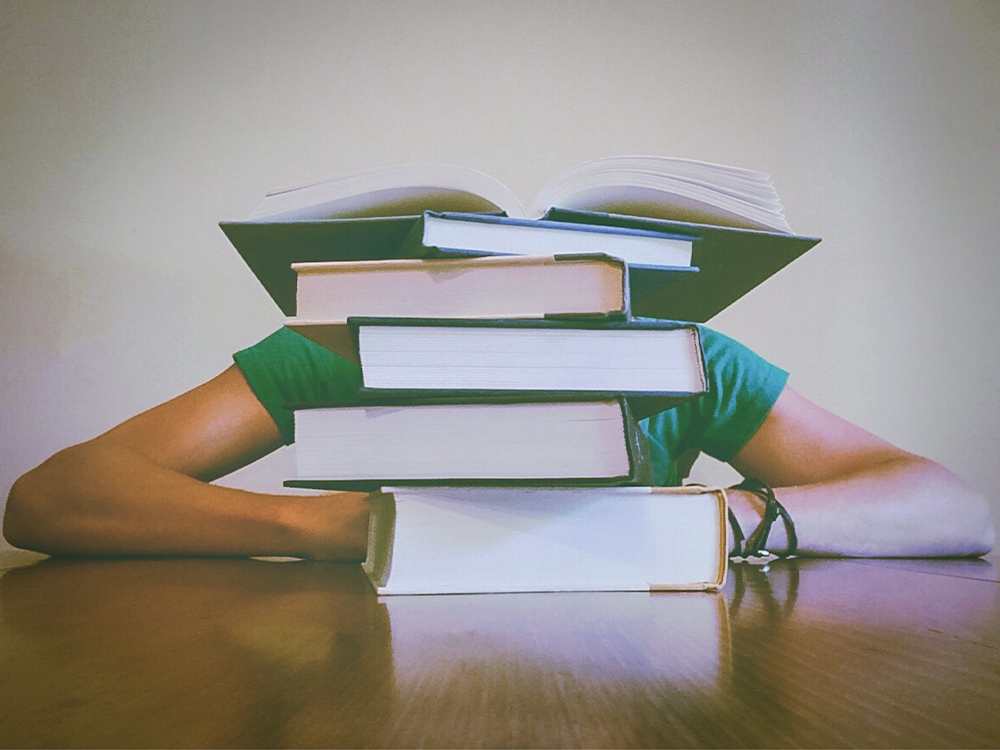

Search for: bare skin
xmin=726 ymin=387 xmax=994 ymax=557
xmin=3 ymin=364 xmax=994 ymax=559
xmin=3 ymin=365 xmax=369 ymax=560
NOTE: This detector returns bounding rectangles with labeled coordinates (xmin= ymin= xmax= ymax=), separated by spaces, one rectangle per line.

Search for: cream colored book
xmin=362 ymin=485 xmax=729 ymax=595
xmin=286 ymin=254 xmax=634 ymax=350
xmin=287 ymin=398 xmax=654 ymax=490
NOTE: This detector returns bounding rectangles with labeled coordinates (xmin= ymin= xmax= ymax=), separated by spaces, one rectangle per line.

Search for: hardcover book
xmin=286 ymin=397 xmax=653 ymax=490
xmin=289 ymin=317 xmax=708 ymax=418
xmin=401 ymin=211 xmax=695 ymax=269
xmin=545 ymin=208 xmax=820 ymax=321
xmin=286 ymin=253 xmax=693 ymax=330
xmin=361 ymin=485 xmax=730 ymax=595
xmin=220 ymin=157 xmax=817 ymax=320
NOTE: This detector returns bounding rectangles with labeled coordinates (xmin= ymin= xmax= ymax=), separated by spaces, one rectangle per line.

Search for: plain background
xmin=2 ymin=0 xmax=998 ymax=551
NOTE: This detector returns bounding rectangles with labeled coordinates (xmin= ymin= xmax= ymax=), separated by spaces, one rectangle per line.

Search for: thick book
xmin=220 ymin=157 xmax=813 ymax=319
xmin=286 ymin=397 xmax=653 ymax=490
xmin=286 ymin=254 xmax=691 ymax=333
xmin=400 ymin=211 xmax=696 ymax=269
xmin=291 ymin=317 xmax=708 ymax=417
xmin=236 ymin=157 xmax=791 ymax=231
xmin=361 ymin=485 xmax=730 ymax=594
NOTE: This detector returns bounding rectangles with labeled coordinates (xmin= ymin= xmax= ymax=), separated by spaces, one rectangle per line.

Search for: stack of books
xmin=223 ymin=157 xmax=820 ymax=595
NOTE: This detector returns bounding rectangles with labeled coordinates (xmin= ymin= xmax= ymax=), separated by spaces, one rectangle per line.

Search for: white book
xmin=404 ymin=211 xmax=695 ymax=269
xmin=348 ymin=318 xmax=708 ymax=397
xmin=286 ymin=254 xmax=633 ymax=325
xmin=288 ymin=398 xmax=653 ymax=488
xmin=363 ymin=485 xmax=729 ymax=595
xmin=245 ymin=156 xmax=792 ymax=233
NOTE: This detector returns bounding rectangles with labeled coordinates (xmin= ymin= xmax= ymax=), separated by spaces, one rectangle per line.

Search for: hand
xmin=287 ymin=491 xmax=371 ymax=561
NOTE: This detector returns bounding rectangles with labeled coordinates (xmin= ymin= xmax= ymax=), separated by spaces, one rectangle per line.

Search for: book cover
xmin=221 ymin=212 xmax=809 ymax=321
xmin=333 ymin=317 xmax=708 ymax=416
xmin=544 ymin=208 xmax=821 ymax=321
xmin=285 ymin=253 xmax=659 ymax=326
xmin=221 ymin=156 xmax=809 ymax=321
xmin=284 ymin=396 xmax=654 ymax=490
xmin=402 ymin=211 xmax=697 ymax=269
xmin=362 ymin=485 xmax=730 ymax=595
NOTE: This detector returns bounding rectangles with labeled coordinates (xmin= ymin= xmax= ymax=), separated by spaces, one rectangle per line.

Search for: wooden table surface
xmin=1 ymin=549 xmax=998 ymax=748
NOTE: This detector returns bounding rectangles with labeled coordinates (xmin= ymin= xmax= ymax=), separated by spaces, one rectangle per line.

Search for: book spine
xmin=620 ymin=398 xmax=655 ymax=486
xmin=362 ymin=490 xmax=396 ymax=590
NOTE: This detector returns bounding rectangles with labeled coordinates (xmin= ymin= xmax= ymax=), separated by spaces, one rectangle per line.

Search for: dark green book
xmin=543 ymin=208 xmax=821 ymax=321
xmin=221 ymin=158 xmax=818 ymax=320
xmin=220 ymin=212 xmax=816 ymax=321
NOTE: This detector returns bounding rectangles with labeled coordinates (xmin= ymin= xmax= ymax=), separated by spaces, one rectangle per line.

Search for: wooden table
xmin=1 ymin=549 xmax=998 ymax=748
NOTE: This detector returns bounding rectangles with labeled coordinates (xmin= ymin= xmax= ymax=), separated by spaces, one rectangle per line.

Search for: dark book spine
xmin=621 ymin=398 xmax=655 ymax=487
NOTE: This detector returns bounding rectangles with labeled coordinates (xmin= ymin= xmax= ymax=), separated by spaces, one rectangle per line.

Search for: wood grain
xmin=0 ymin=555 xmax=997 ymax=748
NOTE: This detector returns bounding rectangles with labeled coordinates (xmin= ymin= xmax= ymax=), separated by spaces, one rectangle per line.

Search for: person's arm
xmin=3 ymin=365 xmax=369 ymax=560
xmin=725 ymin=385 xmax=994 ymax=557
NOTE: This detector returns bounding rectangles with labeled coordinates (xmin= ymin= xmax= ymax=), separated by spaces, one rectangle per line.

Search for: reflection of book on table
xmin=384 ymin=589 xmax=731 ymax=687
xmin=286 ymin=397 xmax=654 ymax=490
xmin=362 ymin=485 xmax=729 ymax=595
xmin=220 ymin=157 xmax=819 ymax=321
xmin=286 ymin=254 xmax=693 ymax=330
xmin=292 ymin=317 xmax=708 ymax=415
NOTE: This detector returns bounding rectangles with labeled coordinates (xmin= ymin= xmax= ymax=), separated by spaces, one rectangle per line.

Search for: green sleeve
xmin=641 ymin=326 xmax=789 ymax=485
xmin=232 ymin=327 xmax=362 ymax=444
xmin=235 ymin=325 xmax=787 ymax=473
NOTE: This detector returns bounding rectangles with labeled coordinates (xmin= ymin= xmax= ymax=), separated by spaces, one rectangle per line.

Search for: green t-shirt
xmin=233 ymin=325 xmax=788 ymax=486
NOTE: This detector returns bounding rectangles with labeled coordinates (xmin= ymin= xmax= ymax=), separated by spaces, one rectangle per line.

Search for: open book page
xmin=242 ymin=156 xmax=791 ymax=232
xmin=530 ymin=156 xmax=791 ymax=232
xmin=248 ymin=163 xmax=523 ymax=221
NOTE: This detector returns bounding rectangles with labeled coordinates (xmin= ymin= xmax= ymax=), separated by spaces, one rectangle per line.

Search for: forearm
xmin=4 ymin=442 xmax=369 ymax=559
xmin=728 ymin=456 xmax=995 ymax=558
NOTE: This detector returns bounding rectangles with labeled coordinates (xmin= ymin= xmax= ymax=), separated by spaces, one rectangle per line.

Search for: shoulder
xmin=640 ymin=325 xmax=789 ymax=484
xmin=233 ymin=328 xmax=362 ymax=444
xmin=691 ymin=326 xmax=789 ymax=460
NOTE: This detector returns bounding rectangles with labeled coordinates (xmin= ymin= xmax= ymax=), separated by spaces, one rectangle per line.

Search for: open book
xmin=222 ymin=157 xmax=818 ymax=321
xmin=245 ymin=156 xmax=793 ymax=233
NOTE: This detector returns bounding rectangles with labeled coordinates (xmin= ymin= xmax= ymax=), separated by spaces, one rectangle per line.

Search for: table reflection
xmin=379 ymin=590 xmax=732 ymax=748
xmin=0 ymin=558 xmax=391 ymax=748
xmin=725 ymin=558 xmax=1000 ymax=747
xmin=0 ymin=555 xmax=998 ymax=748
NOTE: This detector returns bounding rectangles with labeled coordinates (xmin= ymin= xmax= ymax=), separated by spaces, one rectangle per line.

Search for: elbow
xmin=924 ymin=459 xmax=995 ymax=557
xmin=4 ymin=469 xmax=45 ymax=552
xmin=881 ymin=456 xmax=995 ymax=558
xmin=3 ymin=447 xmax=85 ymax=554
xmin=966 ymin=487 xmax=995 ymax=556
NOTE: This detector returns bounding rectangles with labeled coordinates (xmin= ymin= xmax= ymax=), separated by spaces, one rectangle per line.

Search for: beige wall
xmin=2 ymin=0 xmax=998 ymax=547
